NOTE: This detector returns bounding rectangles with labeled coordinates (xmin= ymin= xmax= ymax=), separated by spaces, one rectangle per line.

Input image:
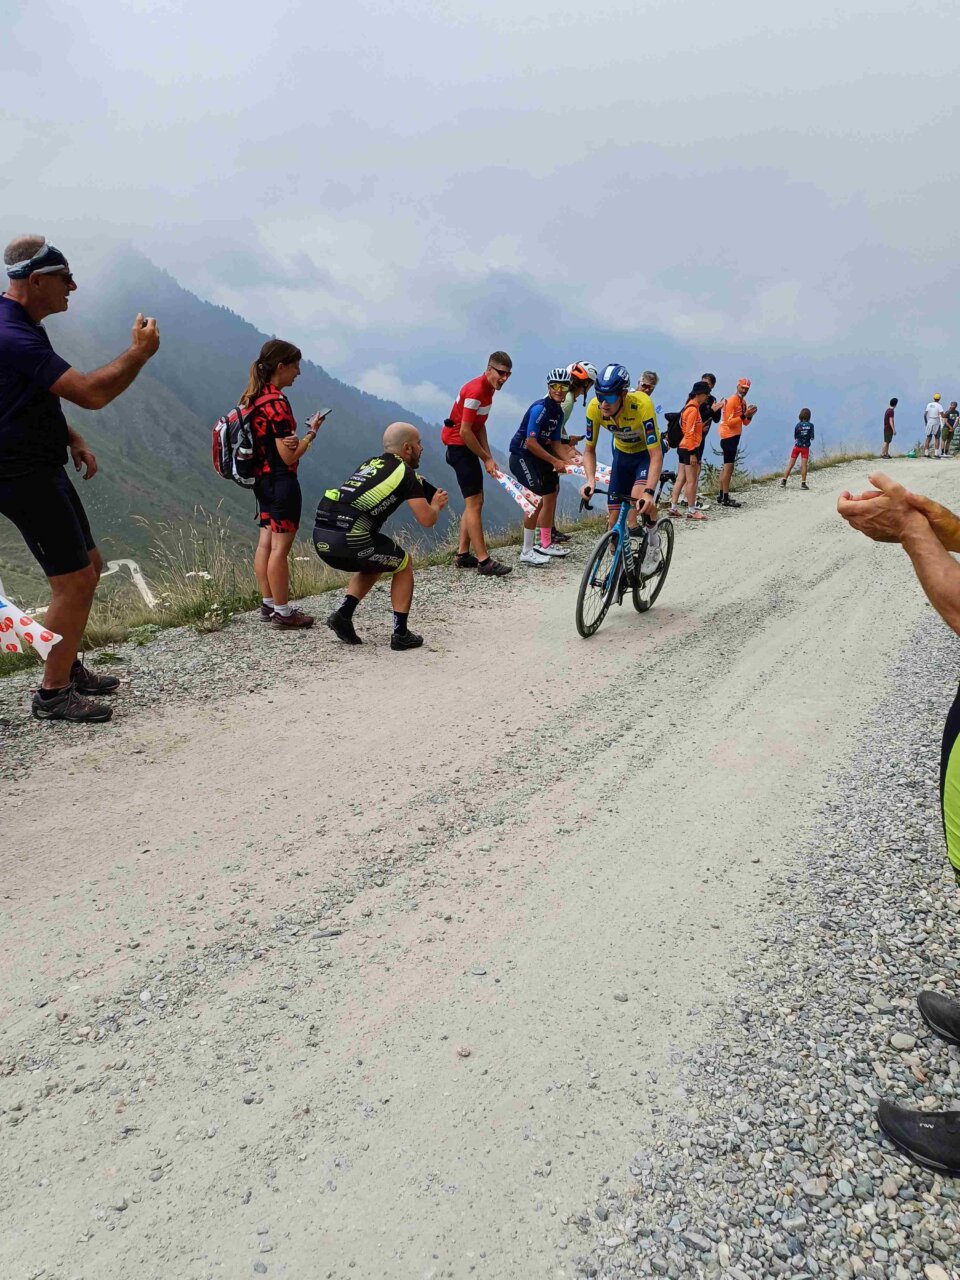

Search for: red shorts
xmin=790 ymin=446 xmax=810 ymax=461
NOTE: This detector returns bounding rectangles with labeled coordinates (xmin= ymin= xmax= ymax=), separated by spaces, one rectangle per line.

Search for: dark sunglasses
xmin=597 ymin=391 xmax=621 ymax=404
xmin=490 ymin=366 xmax=512 ymax=378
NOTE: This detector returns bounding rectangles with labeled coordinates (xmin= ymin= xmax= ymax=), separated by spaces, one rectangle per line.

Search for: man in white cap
xmin=924 ymin=394 xmax=945 ymax=458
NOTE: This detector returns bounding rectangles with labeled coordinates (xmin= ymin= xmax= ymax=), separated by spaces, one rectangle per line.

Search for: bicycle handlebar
xmin=578 ymin=486 xmax=657 ymax=526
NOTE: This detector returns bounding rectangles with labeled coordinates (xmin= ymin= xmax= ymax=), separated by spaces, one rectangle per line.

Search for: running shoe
xmin=326 ymin=611 xmax=362 ymax=644
xmin=31 ymin=683 xmax=113 ymax=724
xmin=71 ymin=658 xmax=120 ymax=695
xmin=918 ymin=991 xmax=960 ymax=1047
xmin=390 ymin=630 xmax=424 ymax=651
xmin=780 ymin=478 xmax=787 ymax=488
xmin=678 ymin=498 xmax=688 ymax=508
xmin=477 ymin=558 xmax=512 ymax=577
xmin=551 ymin=528 xmax=572 ymax=543
xmin=724 ymin=497 xmax=743 ymax=508
xmin=537 ymin=544 xmax=569 ymax=558
xmin=272 ymin=608 xmax=315 ymax=630
xmin=876 ymin=1100 xmax=960 ymax=1175
xmin=454 ymin=552 xmax=479 ymax=569
xmin=519 ymin=548 xmax=551 ymax=567
xmin=686 ymin=509 xmax=708 ymax=521
xmin=258 ymin=603 xmax=275 ymax=622
xmin=694 ymin=497 xmax=709 ymax=510
xmin=801 ymin=482 xmax=810 ymax=490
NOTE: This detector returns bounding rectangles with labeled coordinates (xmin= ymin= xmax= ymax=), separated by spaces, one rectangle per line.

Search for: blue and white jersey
xmin=509 ymin=397 xmax=564 ymax=454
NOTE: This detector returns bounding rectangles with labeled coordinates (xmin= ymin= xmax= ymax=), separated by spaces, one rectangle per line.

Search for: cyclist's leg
xmin=941 ymin=684 xmax=960 ymax=885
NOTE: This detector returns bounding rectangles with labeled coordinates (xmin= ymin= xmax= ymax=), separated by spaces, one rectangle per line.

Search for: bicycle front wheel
xmin=576 ymin=530 xmax=620 ymax=637
xmin=633 ymin=518 xmax=675 ymax=613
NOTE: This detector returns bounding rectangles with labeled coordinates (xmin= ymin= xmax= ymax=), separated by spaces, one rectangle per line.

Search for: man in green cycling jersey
xmin=314 ymin=422 xmax=448 ymax=650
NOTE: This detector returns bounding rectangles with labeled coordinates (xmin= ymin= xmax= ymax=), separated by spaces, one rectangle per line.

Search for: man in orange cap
xmin=717 ymin=377 xmax=758 ymax=508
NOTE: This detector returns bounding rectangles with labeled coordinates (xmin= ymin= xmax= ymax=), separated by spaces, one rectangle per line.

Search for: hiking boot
xmin=390 ymin=630 xmax=424 ymax=651
xmin=32 ymin=683 xmax=113 ymax=724
xmin=918 ymin=991 xmax=960 ymax=1047
xmin=551 ymin=528 xmax=571 ymax=543
xmin=876 ymin=1100 xmax=960 ymax=1175
xmin=519 ymin=548 xmax=551 ymax=567
xmin=258 ymin=603 xmax=275 ymax=622
xmin=71 ymin=658 xmax=120 ymax=695
xmin=780 ymin=478 xmax=787 ymax=488
xmin=801 ymin=482 xmax=810 ymax=490
xmin=724 ymin=496 xmax=743 ymax=508
xmin=477 ymin=557 xmax=512 ymax=577
xmin=326 ymin=610 xmax=362 ymax=644
xmin=272 ymin=608 xmax=314 ymax=630
xmin=454 ymin=552 xmax=479 ymax=569
xmin=537 ymin=543 xmax=569 ymax=558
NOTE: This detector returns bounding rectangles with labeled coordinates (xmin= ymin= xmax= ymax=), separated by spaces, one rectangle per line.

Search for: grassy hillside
xmin=1 ymin=248 xmax=522 ymax=600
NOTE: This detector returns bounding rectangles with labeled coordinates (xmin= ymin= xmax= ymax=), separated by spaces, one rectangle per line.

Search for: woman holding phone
xmin=242 ymin=338 xmax=326 ymax=630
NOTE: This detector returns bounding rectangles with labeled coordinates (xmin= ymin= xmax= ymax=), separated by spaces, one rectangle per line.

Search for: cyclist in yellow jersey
xmin=581 ymin=363 xmax=662 ymax=516
xmin=580 ymin=363 xmax=663 ymax=574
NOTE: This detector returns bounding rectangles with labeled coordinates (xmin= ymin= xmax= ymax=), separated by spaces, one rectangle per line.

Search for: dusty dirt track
xmin=0 ymin=459 xmax=954 ymax=1280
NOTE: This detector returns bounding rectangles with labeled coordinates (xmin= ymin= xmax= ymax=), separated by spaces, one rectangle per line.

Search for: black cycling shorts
xmin=254 ymin=469 xmax=302 ymax=534
xmin=313 ymin=526 xmax=409 ymax=575
xmin=720 ymin=434 xmax=741 ymax=465
xmin=509 ymin=451 xmax=558 ymax=497
xmin=0 ymin=465 xmax=95 ymax=577
xmin=676 ymin=447 xmax=700 ymax=466
xmin=445 ymin=444 xmax=484 ymax=499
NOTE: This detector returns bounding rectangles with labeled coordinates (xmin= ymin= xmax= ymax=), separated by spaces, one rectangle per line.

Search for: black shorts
xmin=313 ymin=526 xmax=409 ymax=575
xmin=0 ymin=465 xmax=95 ymax=577
xmin=695 ymin=441 xmax=706 ymax=461
xmin=445 ymin=445 xmax=484 ymax=498
xmin=883 ymin=428 xmax=894 ymax=444
xmin=254 ymin=469 xmax=302 ymax=534
xmin=509 ymin=451 xmax=558 ymax=497
xmin=720 ymin=434 xmax=741 ymax=465
xmin=676 ymin=447 xmax=700 ymax=466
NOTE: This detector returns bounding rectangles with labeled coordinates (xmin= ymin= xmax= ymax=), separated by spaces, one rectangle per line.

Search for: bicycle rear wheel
xmin=576 ymin=531 xmax=620 ymax=637
xmin=633 ymin=518 xmax=675 ymax=612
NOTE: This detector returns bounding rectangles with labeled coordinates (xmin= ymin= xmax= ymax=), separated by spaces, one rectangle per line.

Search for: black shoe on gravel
xmin=454 ymin=552 xmax=479 ymax=569
xmin=258 ymin=603 xmax=275 ymax=622
xmin=32 ymin=683 xmax=113 ymax=724
xmin=918 ymin=991 xmax=960 ymax=1047
xmin=551 ymin=528 xmax=571 ymax=543
xmin=477 ymin=557 xmax=512 ymax=577
xmin=326 ymin=611 xmax=362 ymax=645
xmin=70 ymin=658 xmax=120 ymax=695
xmin=390 ymin=630 xmax=424 ymax=651
xmin=876 ymin=1100 xmax=960 ymax=1175
xmin=725 ymin=497 xmax=743 ymax=508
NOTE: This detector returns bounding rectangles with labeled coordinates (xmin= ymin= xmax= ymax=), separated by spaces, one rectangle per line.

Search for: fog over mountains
xmin=0 ymin=248 xmax=524 ymax=599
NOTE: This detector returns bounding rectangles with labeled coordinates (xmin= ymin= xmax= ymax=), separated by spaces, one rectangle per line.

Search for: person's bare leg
xmin=783 ymin=455 xmax=796 ymax=481
xmin=800 ymin=455 xmax=809 ymax=484
xmin=343 ymin=569 xmax=383 ymax=605
xmin=462 ymin=494 xmax=488 ymax=560
xmin=538 ymin=492 xmax=556 ymax=535
xmin=266 ymin=529 xmax=297 ymax=606
xmin=684 ymin=462 xmax=700 ymax=507
xmin=720 ymin=460 xmax=734 ymax=495
xmin=670 ymin=463 xmax=688 ymax=505
xmin=390 ymin=561 xmax=414 ymax=613
xmin=41 ymin=562 xmax=99 ymax=689
xmin=254 ymin=528 xmax=273 ymax=598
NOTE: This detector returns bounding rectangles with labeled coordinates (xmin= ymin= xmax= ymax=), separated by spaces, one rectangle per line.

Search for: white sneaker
xmin=519 ymin=548 xmax=551 ymax=566
xmin=537 ymin=543 xmax=569 ymax=558
xmin=641 ymin=531 xmax=661 ymax=576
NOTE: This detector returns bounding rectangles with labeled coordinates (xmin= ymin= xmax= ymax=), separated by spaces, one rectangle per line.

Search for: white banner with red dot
xmin=0 ymin=596 xmax=62 ymax=659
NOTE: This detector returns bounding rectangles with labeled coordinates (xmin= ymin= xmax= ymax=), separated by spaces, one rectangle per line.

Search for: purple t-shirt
xmin=883 ymin=407 xmax=895 ymax=432
xmin=0 ymin=295 xmax=71 ymax=478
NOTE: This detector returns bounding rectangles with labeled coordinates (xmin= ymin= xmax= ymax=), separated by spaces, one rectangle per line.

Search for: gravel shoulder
xmin=1 ymin=458 xmax=958 ymax=1280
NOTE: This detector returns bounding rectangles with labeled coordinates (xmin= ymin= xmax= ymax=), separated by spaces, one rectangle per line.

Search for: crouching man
xmin=314 ymin=422 xmax=447 ymax=650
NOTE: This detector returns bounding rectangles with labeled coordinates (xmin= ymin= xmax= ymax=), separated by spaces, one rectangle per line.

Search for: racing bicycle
xmin=574 ymin=489 xmax=674 ymax=638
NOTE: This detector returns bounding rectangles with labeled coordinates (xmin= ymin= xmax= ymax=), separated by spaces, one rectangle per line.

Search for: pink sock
xmin=539 ymin=527 xmax=552 ymax=548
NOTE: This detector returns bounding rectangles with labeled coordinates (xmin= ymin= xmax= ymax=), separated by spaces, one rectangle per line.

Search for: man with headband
xmin=0 ymin=234 xmax=160 ymax=723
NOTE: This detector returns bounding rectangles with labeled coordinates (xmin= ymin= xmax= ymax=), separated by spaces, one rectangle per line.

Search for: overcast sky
xmin=4 ymin=0 xmax=960 ymax=440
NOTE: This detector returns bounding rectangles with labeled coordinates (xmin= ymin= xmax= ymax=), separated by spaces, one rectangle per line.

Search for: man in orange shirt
xmin=717 ymin=377 xmax=758 ymax=508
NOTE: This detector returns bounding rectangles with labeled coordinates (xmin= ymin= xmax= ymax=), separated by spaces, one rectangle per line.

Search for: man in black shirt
xmin=314 ymin=422 xmax=448 ymax=650
xmin=0 ymin=234 xmax=159 ymax=723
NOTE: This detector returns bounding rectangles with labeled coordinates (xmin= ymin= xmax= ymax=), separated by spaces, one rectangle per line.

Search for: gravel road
xmin=1 ymin=458 xmax=959 ymax=1280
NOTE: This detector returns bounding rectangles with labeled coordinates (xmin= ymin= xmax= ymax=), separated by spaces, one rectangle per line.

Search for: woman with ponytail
xmin=242 ymin=338 xmax=325 ymax=630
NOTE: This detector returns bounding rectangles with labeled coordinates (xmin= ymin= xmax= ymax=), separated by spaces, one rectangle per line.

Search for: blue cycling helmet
xmin=595 ymin=363 xmax=631 ymax=395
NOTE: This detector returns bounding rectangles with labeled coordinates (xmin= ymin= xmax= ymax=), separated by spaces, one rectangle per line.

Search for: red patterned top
xmin=249 ymin=385 xmax=297 ymax=475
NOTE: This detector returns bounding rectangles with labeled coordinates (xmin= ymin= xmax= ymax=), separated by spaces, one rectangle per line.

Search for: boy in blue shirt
xmin=780 ymin=409 xmax=815 ymax=490
xmin=509 ymin=369 xmax=570 ymax=566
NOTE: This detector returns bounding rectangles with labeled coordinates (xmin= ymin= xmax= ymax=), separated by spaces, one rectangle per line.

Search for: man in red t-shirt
xmin=442 ymin=351 xmax=513 ymax=576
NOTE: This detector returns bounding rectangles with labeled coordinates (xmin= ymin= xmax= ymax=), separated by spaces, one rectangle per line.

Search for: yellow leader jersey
xmin=585 ymin=391 xmax=661 ymax=454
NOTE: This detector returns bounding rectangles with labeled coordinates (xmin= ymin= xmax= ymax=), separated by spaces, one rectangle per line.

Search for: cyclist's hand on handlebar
xmin=635 ymin=492 xmax=657 ymax=520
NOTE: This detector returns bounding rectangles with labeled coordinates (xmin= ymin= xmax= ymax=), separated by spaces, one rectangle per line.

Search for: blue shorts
xmin=608 ymin=450 xmax=651 ymax=506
